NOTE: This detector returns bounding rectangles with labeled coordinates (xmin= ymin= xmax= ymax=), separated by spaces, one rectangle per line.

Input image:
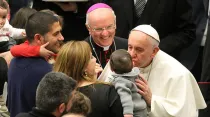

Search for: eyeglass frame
xmin=87 ymin=23 xmax=116 ymax=33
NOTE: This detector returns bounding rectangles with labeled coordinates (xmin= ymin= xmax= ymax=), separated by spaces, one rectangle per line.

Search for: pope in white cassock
xmin=98 ymin=25 xmax=207 ymax=117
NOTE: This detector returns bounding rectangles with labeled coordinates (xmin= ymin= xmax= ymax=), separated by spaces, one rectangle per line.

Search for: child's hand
xmin=94 ymin=63 xmax=103 ymax=79
xmin=40 ymin=42 xmax=54 ymax=59
xmin=48 ymin=57 xmax=55 ymax=64
xmin=124 ymin=114 xmax=133 ymax=117
xmin=22 ymin=31 xmax=26 ymax=37
xmin=95 ymin=63 xmax=103 ymax=74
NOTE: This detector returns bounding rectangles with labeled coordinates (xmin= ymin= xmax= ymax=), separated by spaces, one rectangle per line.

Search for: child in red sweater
xmin=10 ymin=40 xmax=55 ymax=59
xmin=10 ymin=9 xmax=63 ymax=61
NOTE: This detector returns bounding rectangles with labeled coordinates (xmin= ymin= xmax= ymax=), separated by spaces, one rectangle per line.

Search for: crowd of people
xmin=0 ymin=0 xmax=210 ymax=117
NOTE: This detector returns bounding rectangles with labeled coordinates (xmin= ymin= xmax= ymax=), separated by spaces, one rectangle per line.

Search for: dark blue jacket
xmin=7 ymin=57 xmax=52 ymax=117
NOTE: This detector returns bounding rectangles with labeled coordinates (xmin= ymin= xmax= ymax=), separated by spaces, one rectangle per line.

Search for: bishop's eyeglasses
xmin=87 ymin=24 xmax=116 ymax=33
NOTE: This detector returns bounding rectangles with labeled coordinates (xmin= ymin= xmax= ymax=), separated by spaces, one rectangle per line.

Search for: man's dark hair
xmin=110 ymin=49 xmax=133 ymax=74
xmin=0 ymin=0 xmax=8 ymax=10
xmin=36 ymin=72 xmax=77 ymax=113
xmin=25 ymin=11 xmax=59 ymax=42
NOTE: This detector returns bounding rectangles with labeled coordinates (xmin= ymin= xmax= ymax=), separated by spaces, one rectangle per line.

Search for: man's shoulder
xmin=114 ymin=36 xmax=127 ymax=42
xmin=114 ymin=36 xmax=128 ymax=49
xmin=10 ymin=57 xmax=52 ymax=71
xmin=154 ymin=50 xmax=191 ymax=76
xmin=12 ymin=57 xmax=49 ymax=64
xmin=156 ymin=50 xmax=187 ymax=69
xmin=84 ymin=36 xmax=90 ymax=42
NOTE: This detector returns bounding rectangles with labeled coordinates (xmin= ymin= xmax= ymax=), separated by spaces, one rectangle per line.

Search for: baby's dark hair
xmin=110 ymin=49 xmax=133 ymax=74
xmin=68 ymin=91 xmax=91 ymax=116
xmin=0 ymin=0 xmax=8 ymax=11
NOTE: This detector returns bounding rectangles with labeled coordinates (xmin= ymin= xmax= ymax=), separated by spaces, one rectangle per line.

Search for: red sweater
xmin=10 ymin=41 xmax=40 ymax=57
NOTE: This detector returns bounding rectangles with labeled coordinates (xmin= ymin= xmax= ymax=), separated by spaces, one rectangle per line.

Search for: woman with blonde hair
xmin=54 ymin=41 xmax=123 ymax=117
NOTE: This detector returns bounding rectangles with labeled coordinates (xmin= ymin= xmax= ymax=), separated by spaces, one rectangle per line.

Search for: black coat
xmin=105 ymin=0 xmax=135 ymax=39
xmin=33 ymin=0 xmax=90 ymax=41
xmin=178 ymin=0 xmax=208 ymax=70
xmin=106 ymin=0 xmax=196 ymax=69
xmin=200 ymin=0 xmax=210 ymax=115
xmin=9 ymin=0 xmax=32 ymax=19
xmin=15 ymin=108 xmax=55 ymax=117
xmin=0 ymin=57 xmax=7 ymax=95
xmin=85 ymin=36 xmax=128 ymax=68
xmin=135 ymin=0 xmax=196 ymax=64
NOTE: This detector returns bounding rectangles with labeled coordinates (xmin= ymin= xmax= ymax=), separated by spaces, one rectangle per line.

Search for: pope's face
xmin=128 ymin=31 xmax=155 ymax=68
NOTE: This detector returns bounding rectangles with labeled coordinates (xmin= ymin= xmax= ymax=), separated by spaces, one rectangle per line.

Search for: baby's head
xmin=68 ymin=91 xmax=91 ymax=116
xmin=110 ymin=49 xmax=133 ymax=74
xmin=0 ymin=0 xmax=8 ymax=28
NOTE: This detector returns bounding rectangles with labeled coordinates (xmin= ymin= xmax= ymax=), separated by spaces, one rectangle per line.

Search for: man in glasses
xmin=85 ymin=3 xmax=128 ymax=68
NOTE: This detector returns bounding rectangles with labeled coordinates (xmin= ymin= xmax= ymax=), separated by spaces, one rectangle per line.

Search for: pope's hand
xmin=135 ymin=74 xmax=152 ymax=106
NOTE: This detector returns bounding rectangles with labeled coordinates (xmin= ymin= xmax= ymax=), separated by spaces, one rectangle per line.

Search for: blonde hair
xmin=54 ymin=41 xmax=95 ymax=83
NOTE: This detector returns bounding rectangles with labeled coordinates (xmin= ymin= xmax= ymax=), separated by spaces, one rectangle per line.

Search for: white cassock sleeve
xmin=149 ymin=73 xmax=206 ymax=117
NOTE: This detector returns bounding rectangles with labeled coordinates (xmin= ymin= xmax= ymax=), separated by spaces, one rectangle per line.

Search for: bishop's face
xmin=87 ymin=9 xmax=116 ymax=47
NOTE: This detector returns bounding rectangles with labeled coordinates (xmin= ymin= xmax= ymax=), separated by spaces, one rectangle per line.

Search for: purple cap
xmin=87 ymin=3 xmax=112 ymax=14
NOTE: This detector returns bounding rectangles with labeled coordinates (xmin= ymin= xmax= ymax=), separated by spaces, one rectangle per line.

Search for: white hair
xmin=147 ymin=36 xmax=160 ymax=47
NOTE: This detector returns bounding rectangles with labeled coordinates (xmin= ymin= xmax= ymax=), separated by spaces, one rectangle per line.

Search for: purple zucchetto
xmin=87 ymin=3 xmax=112 ymax=14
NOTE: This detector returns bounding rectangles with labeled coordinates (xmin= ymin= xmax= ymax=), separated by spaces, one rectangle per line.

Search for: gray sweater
xmin=111 ymin=67 xmax=147 ymax=117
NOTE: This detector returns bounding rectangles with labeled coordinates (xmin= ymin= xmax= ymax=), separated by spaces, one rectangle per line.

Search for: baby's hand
xmin=40 ymin=42 xmax=54 ymax=59
xmin=124 ymin=114 xmax=133 ymax=117
xmin=22 ymin=31 xmax=26 ymax=37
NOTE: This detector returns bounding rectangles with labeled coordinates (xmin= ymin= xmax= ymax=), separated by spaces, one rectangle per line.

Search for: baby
xmin=63 ymin=91 xmax=91 ymax=117
xmin=110 ymin=49 xmax=147 ymax=117
xmin=0 ymin=0 xmax=25 ymax=52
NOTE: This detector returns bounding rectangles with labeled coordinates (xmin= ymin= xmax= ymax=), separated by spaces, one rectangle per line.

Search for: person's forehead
xmin=49 ymin=21 xmax=61 ymax=32
xmin=129 ymin=31 xmax=147 ymax=40
xmin=88 ymin=9 xmax=114 ymax=22
xmin=128 ymin=31 xmax=150 ymax=46
xmin=0 ymin=8 xmax=7 ymax=15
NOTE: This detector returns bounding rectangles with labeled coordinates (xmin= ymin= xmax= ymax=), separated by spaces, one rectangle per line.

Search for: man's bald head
xmin=86 ymin=3 xmax=116 ymax=25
